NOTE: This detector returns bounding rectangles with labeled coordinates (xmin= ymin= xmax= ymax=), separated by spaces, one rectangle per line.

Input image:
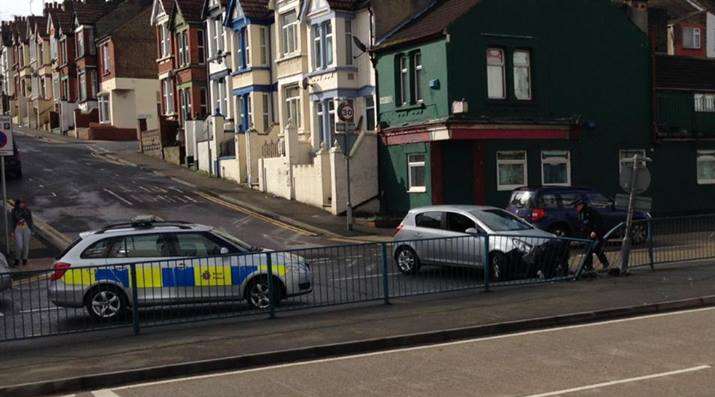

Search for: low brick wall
xmin=82 ymin=123 xmax=138 ymax=141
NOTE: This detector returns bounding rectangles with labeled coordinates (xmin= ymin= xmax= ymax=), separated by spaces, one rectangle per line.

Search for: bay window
xmin=76 ymin=30 xmax=84 ymax=58
xmin=160 ymin=23 xmax=171 ymax=58
xmin=285 ymin=85 xmax=301 ymax=127
xmin=162 ymin=78 xmax=174 ymax=114
xmin=197 ymin=30 xmax=205 ymax=64
xmin=102 ymin=44 xmax=110 ymax=74
xmin=345 ymin=22 xmax=353 ymax=65
xmin=312 ymin=21 xmax=333 ymax=70
xmin=78 ymin=70 xmax=86 ymax=101
xmin=259 ymin=26 xmax=268 ymax=65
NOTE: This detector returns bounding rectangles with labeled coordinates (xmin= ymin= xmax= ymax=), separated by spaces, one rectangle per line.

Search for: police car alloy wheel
xmin=85 ymin=285 xmax=127 ymax=321
xmin=245 ymin=276 xmax=281 ymax=310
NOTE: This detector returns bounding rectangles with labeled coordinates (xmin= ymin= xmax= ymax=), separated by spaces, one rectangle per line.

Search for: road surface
xmin=71 ymin=306 xmax=715 ymax=397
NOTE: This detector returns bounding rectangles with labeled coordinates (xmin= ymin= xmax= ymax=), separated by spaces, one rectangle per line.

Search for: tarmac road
xmin=77 ymin=306 xmax=715 ymax=397
xmin=8 ymin=133 xmax=330 ymax=250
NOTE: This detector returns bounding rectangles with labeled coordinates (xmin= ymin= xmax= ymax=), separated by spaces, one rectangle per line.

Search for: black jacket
xmin=577 ymin=206 xmax=605 ymax=238
xmin=11 ymin=207 xmax=33 ymax=230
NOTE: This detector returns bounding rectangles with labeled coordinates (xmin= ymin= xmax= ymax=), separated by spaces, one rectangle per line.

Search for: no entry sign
xmin=0 ymin=116 xmax=13 ymax=157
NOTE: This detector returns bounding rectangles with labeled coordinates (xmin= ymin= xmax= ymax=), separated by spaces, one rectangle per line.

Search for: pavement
xmin=80 ymin=306 xmax=715 ymax=397
xmin=12 ymin=128 xmax=393 ymax=250
xmin=2 ymin=259 xmax=715 ymax=396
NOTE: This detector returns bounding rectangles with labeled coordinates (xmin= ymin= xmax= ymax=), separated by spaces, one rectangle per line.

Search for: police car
xmin=48 ymin=216 xmax=313 ymax=320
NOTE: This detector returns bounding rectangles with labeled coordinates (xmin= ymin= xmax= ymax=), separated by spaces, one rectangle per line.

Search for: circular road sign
xmin=620 ymin=166 xmax=651 ymax=194
xmin=338 ymin=101 xmax=354 ymax=122
xmin=0 ymin=132 xmax=7 ymax=148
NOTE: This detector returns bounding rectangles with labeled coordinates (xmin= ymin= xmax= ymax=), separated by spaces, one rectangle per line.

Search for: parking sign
xmin=0 ymin=116 xmax=13 ymax=157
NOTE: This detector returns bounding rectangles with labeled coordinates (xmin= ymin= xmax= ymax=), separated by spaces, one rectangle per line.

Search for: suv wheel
xmin=489 ymin=251 xmax=510 ymax=282
xmin=548 ymin=224 xmax=570 ymax=237
xmin=85 ymin=285 xmax=128 ymax=321
xmin=395 ymin=246 xmax=421 ymax=275
xmin=630 ymin=223 xmax=647 ymax=245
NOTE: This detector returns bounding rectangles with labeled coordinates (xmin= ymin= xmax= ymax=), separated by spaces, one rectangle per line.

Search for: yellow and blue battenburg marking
xmin=61 ymin=264 xmax=287 ymax=288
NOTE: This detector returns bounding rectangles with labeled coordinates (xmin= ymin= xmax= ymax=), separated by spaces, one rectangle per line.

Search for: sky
xmin=0 ymin=0 xmax=44 ymax=22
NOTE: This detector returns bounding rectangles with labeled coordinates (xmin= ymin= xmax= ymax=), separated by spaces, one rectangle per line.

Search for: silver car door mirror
xmin=220 ymin=247 xmax=230 ymax=255
xmin=465 ymin=227 xmax=480 ymax=235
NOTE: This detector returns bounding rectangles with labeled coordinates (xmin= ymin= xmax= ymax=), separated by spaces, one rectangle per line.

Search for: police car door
xmin=103 ymin=233 xmax=182 ymax=303
xmin=174 ymin=233 xmax=240 ymax=301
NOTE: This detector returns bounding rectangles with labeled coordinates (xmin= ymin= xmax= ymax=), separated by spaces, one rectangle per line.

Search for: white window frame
xmin=365 ymin=95 xmax=375 ymax=131
xmin=697 ymin=150 xmax=715 ymax=185
xmin=513 ymin=49 xmax=532 ymax=101
xmin=259 ymin=26 xmax=268 ymax=65
xmin=98 ymin=94 xmax=110 ymax=124
xmin=102 ymin=44 xmax=110 ymax=74
xmin=487 ymin=48 xmax=506 ymax=100
xmin=262 ymin=92 xmax=271 ymax=132
xmin=399 ymin=55 xmax=408 ymax=106
xmin=76 ymin=29 xmax=85 ymax=58
xmin=312 ymin=24 xmax=322 ymax=69
xmin=197 ymin=29 xmax=205 ymax=64
xmin=285 ymin=85 xmax=301 ymax=128
xmin=683 ymin=26 xmax=702 ymax=49
xmin=413 ymin=52 xmax=422 ymax=103
xmin=160 ymin=23 xmax=171 ymax=58
xmin=89 ymin=70 xmax=97 ymax=98
xmin=281 ymin=11 xmax=298 ymax=56
xmin=407 ymin=153 xmax=427 ymax=193
xmin=78 ymin=70 xmax=87 ymax=101
xmin=694 ymin=93 xmax=715 ymax=112
xmin=541 ymin=150 xmax=571 ymax=186
xmin=162 ymin=78 xmax=174 ymax=115
xmin=496 ymin=151 xmax=528 ymax=191
xmin=619 ymin=149 xmax=647 ymax=171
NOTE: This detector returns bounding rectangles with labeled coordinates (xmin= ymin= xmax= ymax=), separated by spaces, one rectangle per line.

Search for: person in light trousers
xmin=11 ymin=198 xmax=33 ymax=267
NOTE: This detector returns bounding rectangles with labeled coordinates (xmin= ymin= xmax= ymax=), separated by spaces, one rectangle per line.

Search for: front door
xmin=443 ymin=142 xmax=476 ymax=204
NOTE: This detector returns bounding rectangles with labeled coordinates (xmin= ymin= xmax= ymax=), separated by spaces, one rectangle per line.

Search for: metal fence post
xmin=647 ymin=219 xmax=655 ymax=271
xmin=129 ymin=264 xmax=140 ymax=336
xmin=381 ymin=243 xmax=390 ymax=305
xmin=574 ymin=240 xmax=597 ymax=280
xmin=483 ymin=236 xmax=490 ymax=292
xmin=266 ymin=253 xmax=275 ymax=319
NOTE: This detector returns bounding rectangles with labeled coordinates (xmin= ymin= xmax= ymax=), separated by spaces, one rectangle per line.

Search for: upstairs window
xmin=76 ymin=30 xmax=85 ymax=58
xmin=345 ymin=21 xmax=353 ymax=65
xmin=486 ymin=48 xmax=505 ymax=99
xmin=178 ymin=30 xmax=189 ymax=66
xmin=281 ymin=11 xmax=298 ymax=56
xmin=311 ymin=21 xmax=333 ymax=69
xmin=214 ymin=19 xmax=225 ymax=54
xmin=398 ymin=54 xmax=409 ymax=106
xmin=237 ymin=27 xmax=250 ymax=69
xmin=160 ymin=23 xmax=171 ymax=58
xmin=365 ymin=95 xmax=375 ymax=131
xmin=683 ymin=26 xmax=701 ymax=49
xmin=197 ymin=30 xmax=205 ymax=64
xmin=513 ymin=50 xmax=532 ymax=100
xmin=102 ymin=44 xmax=110 ymax=74
xmin=412 ymin=52 xmax=422 ymax=102
xmin=259 ymin=26 xmax=269 ymax=65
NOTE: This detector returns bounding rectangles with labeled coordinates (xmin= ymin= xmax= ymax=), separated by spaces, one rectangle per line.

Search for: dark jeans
xmin=584 ymin=237 xmax=610 ymax=271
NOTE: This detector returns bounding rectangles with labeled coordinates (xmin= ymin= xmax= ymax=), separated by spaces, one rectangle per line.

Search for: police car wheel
xmin=85 ymin=285 xmax=128 ymax=321
xmin=245 ymin=276 xmax=282 ymax=310
xmin=395 ymin=246 xmax=421 ymax=275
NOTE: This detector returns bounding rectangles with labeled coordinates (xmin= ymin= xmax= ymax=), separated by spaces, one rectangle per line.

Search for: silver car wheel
xmin=397 ymin=250 xmax=415 ymax=272
xmin=91 ymin=290 xmax=121 ymax=319
xmin=249 ymin=281 xmax=272 ymax=310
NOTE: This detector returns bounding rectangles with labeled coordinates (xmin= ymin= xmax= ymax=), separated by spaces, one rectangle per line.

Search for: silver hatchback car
xmin=393 ymin=205 xmax=557 ymax=281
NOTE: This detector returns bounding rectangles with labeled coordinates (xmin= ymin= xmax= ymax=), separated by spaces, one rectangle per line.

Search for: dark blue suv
xmin=505 ymin=186 xmax=650 ymax=244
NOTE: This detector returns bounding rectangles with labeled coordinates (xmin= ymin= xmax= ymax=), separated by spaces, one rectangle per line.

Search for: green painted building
xmin=374 ymin=0 xmax=715 ymax=216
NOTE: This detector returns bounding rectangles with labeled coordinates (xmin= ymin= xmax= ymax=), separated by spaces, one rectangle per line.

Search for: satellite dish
xmin=352 ymin=36 xmax=368 ymax=53
xmin=301 ymin=77 xmax=310 ymax=90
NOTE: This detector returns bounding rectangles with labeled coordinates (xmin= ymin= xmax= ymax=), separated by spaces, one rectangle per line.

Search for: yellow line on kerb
xmin=195 ymin=192 xmax=317 ymax=237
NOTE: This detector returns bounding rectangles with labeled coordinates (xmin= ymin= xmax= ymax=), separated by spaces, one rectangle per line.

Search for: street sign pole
xmin=346 ymin=149 xmax=353 ymax=232
xmin=1 ymin=157 xmax=8 ymax=255
xmin=337 ymin=99 xmax=355 ymax=232
xmin=619 ymin=155 xmax=639 ymax=275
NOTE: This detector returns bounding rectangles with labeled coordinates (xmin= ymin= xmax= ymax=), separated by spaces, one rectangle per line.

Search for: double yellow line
xmin=195 ymin=192 xmax=318 ymax=237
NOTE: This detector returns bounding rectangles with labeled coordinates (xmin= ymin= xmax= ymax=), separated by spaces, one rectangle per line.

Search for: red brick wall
xmin=113 ymin=7 xmax=157 ymax=79
xmin=86 ymin=123 xmax=138 ymax=141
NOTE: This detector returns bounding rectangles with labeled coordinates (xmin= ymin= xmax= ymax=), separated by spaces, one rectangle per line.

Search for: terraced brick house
xmin=375 ymin=0 xmax=654 ymax=215
xmin=0 ymin=21 xmax=18 ymax=116
xmin=94 ymin=0 xmax=159 ymax=140
xmin=47 ymin=0 xmax=79 ymax=134
xmin=29 ymin=9 xmax=54 ymax=131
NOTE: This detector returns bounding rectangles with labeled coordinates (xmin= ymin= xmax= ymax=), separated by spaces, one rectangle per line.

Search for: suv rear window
xmin=509 ymin=191 xmax=534 ymax=209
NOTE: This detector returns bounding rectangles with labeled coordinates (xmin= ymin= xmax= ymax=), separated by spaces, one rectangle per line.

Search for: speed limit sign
xmin=337 ymin=100 xmax=354 ymax=123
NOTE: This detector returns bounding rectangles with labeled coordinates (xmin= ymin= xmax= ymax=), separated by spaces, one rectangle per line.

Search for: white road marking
xmin=138 ymin=185 xmax=152 ymax=192
xmin=112 ymin=306 xmax=715 ymax=392
xmin=183 ymin=195 xmax=198 ymax=203
xmin=93 ymin=390 xmax=121 ymax=397
xmin=171 ymin=177 xmax=196 ymax=188
xmin=0 ymin=312 xmax=4 ymax=317
xmin=103 ymin=188 xmax=134 ymax=206
xmin=332 ymin=272 xmax=400 ymax=282
xmin=19 ymin=307 xmax=62 ymax=314
xmin=524 ymin=365 xmax=712 ymax=397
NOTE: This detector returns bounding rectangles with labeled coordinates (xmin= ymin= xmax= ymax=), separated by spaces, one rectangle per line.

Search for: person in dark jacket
xmin=575 ymin=200 xmax=610 ymax=272
xmin=11 ymin=198 xmax=33 ymax=267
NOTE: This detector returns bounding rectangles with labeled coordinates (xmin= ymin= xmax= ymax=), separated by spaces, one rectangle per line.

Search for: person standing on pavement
xmin=575 ymin=200 xmax=610 ymax=272
xmin=11 ymin=198 xmax=33 ymax=267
